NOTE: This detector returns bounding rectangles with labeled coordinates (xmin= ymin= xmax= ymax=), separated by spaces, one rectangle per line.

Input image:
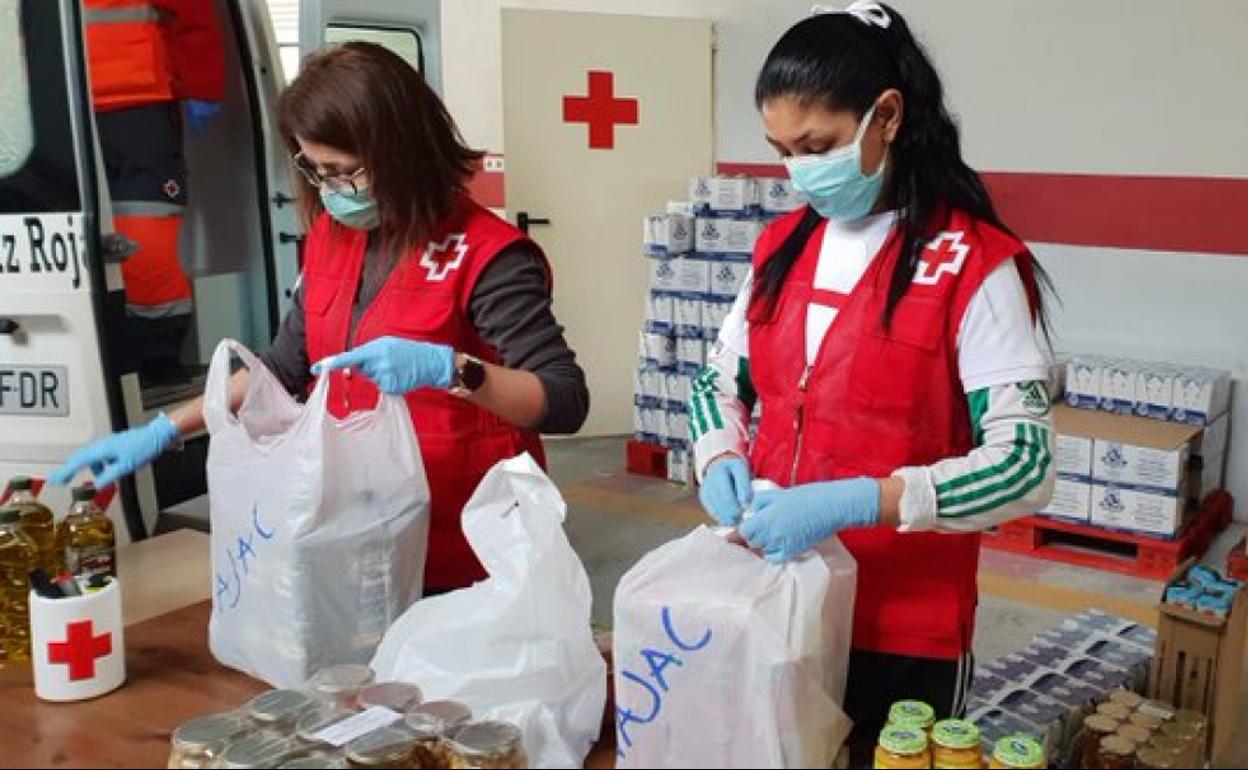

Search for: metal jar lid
xmin=171 ymin=713 xmax=247 ymax=753
xmin=220 ymin=733 xmax=294 ymax=769
xmin=343 ymin=726 xmax=416 ymax=766
xmin=277 ymin=751 xmax=348 ymax=769
xmin=356 ymin=682 xmax=423 ymax=713
xmin=447 ymin=721 xmax=524 ymax=759
xmin=295 ymin=706 xmax=357 ymax=744
xmin=410 ymin=700 xmax=472 ymax=729
xmin=248 ymin=690 xmax=316 ymax=724
xmin=308 ymin=665 xmax=375 ymax=696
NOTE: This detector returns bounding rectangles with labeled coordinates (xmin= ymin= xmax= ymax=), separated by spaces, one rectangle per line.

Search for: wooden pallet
xmin=983 ymin=491 xmax=1233 ymax=579
xmin=625 ymin=439 xmax=668 ymax=479
xmin=1227 ymin=537 xmax=1248 ymax=582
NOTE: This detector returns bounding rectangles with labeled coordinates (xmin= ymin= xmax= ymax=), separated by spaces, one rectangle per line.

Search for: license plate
xmin=0 ymin=365 xmax=69 ymax=416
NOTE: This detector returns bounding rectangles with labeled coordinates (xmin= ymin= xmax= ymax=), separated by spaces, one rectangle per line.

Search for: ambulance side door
xmin=0 ymin=0 xmax=145 ymax=540
xmin=298 ymin=0 xmax=441 ymax=92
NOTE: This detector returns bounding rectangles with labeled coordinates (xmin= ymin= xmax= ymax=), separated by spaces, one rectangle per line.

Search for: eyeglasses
xmin=292 ymin=151 xmax=367 ymax=195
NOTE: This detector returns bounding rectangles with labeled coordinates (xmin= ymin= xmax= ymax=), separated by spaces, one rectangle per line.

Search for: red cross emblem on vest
xmin=47 ymin=620 xmax=113 ymax=681
xmin=914 ymin=230 xmax=970 ymax=286
xmin=420 ymin=233 xmax=469 ymax=282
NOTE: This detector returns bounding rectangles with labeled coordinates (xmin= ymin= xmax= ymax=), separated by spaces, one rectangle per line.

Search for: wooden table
xmin=0 ymin=531 xmax=616 ymax=768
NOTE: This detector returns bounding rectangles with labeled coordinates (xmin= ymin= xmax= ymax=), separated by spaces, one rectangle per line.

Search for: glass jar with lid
xmin=1096 ymin=702 xmax=1132 ymax=722
xmin=404 ymin=703 xmax=471 ymax=769
xmin=1136 ymin=746 xmax=1181 ymax=770
xmin=308 ymin=665 xmax=376 ymax=710
xmin=988 ymin=736 xmax=1045 ymax=769
xmin=887 ymin=700 xmax=936 ymax=733
xmin=219 ymin=733 xmax=298 ymax=769
xmin=356 ymin=682 xmax=423 ymax=713
xmin=343 ymin=726 xmax=417 ymax=769
xmin=445 ymin=721 xmax=528 ymax=770
xmin=247 ymin=690 xmax=318 ymax=737
xmin=1117 ymin=723 xmax=1153 ymax=746
xmin=295 ymin=706 xmax=358 ymax=749
xmin=1079 ymin=714 xmax=1121 ymax=769
xmin=1108 ymin=689 xmax=1144 ymax=710
xmin=1129 ymin=711 xmax=1164 ymax=733
xmin=874 ymin=725 xmax=931 ymax=769
xmin=277 ymin=751 xmax=349 ymax=769
xmin=167 ymin=713 xmax=249 ymax=769
xmin=1097 ymin=735 xmax=1137 ymax=770
xmin=930 ymin=719 xmax=982 ymax=769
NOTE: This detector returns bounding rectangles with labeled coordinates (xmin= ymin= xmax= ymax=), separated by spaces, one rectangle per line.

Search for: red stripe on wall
xmin=717 ymin=162 xmax=1248 ymax=256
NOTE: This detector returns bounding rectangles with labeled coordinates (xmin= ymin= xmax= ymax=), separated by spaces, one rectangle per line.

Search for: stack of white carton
xmin=1042 ymin=355 xmax=1232 ymax=537
xmin=635 ymin=175 xmax=805 ymax=485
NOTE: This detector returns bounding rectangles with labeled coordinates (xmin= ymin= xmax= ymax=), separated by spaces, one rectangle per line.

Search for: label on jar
xmin=65 ymin=544 xmax=114 ymax=578
xmin=312 ymin=706 xmax=402 ymax=747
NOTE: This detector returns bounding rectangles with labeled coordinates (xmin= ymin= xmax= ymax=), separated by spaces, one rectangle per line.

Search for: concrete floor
xmin=159 ymin=434 xmax=1248 ymax=766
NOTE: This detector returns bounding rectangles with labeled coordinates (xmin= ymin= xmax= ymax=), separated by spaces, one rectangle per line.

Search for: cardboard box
xmin=1134 ymin=362 xmax=1179 ymax=420
xmin=644 ymin=291 xmax=674 ymax=335
xmin=639 ymin=331 xmax=676 ymax=369
xmin=665 ymin=409 xmax=691 ymax=447
xmin=667 ymin=446 xmax=692 ymax=485
xmin=634 ymin=366 xmax=664 ymax=409
xmin=701 ymin=299 xmax=734 ymax=341
xmin=666 ymin=200 xmax=696 ymax=216
xmin=1149 ymin=561 xmax=1248 ymax=765
xmin=1048 ymin=355 xmax=1069 ymax=401
xmin=1195 ymin=412 xmax=1230 ymax=497
xmin=1091 ymin=481 xmax=1186 ymax=538
xmin=1053 ymin=429 xmax=1094 ymax=477
xmin=1065 ymin=356 xmax=1105 ymax=409
xmin=758 ymin=177 xmax=807 ymax=214
xmin=1173 ymin=367 xmax=1232 ymax=426
xmin=673 ymin=297 xmax=703 ymax=339
xmin=676 ymin=337 xmax=706 ymax=374
xmin=707 ymin=259 xmax=751 ymax=300
xmin=1039 ymin=475 xmax=1092 ymax=522
xmin=695 ymin=216 xmax=764 ymax=256
xmin=648 ymin=255 xmax=712 ymax=296
xmin=1099 ymin=359 xmax=1142 ymax=415
xmin=689 ymin=176 xmax=760 ymax=215
xmin=1055 ymin=405 xmax=1201 ymax=491
xmin=664 ymin=372 xmax=690 ymax=412
xmin=643 ymin=213 xmax=694 ymax=256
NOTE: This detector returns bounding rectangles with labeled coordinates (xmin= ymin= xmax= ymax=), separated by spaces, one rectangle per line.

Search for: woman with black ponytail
xmin=687 ymin=2 xmax=1056 ymax=744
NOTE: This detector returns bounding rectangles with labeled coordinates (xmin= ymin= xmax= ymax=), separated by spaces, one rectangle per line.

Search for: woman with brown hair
xmin=52 ymin=42 xmax=589 ymax=592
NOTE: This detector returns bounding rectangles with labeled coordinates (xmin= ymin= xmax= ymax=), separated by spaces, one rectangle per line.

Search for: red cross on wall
xmin=562 ymin=71 xmax=639 ymax=150
xmin=47 ymin=620 xmax=112 ymax=681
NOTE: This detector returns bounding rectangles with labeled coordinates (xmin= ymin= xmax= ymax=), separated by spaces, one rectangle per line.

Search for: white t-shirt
xmin=717 ymin=214 xmax=1048 ymax=393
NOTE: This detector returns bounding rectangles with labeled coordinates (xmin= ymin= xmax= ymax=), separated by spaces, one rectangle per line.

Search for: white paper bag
xmin=613 ymin=526 xmax=857 ymax=768
xmin=204 ymin=339 xmax=430 ymax=688
xmin=371 ymin=454 xmax=606 ymax=769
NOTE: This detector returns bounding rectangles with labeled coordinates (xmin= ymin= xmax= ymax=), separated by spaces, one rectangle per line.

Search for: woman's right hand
xmin=50 ymin=414 xmax=181 ymax=488
xmin=699 ymin=454 xmax=754 ymax=527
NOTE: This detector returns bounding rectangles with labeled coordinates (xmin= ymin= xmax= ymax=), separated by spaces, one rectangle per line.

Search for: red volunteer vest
xmin=303 ymin=199 xmax=548 ymax=590
xmin=749 ymin=207 xmax=1037 ymax=660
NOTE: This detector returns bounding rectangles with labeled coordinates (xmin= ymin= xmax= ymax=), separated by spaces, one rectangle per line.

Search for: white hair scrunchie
xmin=810 ymin=1 xmax=892 ymax=29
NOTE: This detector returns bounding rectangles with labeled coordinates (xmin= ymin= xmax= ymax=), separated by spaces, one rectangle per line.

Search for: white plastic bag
xmin=612 ymin=525 xmax=857 ymax=769
xmin=204 ymin=339 xmax=430 ymax=688
xmin=371 ymin=454 xmax=606 ymax=769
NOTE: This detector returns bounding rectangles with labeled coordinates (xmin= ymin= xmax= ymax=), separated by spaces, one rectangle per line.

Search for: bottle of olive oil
xmin=7 ymin=477 xmax=59 ymax=574
xmin=56 ymin=484 xmax=116 ymax=580
xmin=0 ymin=504 xmax=38 ymax=663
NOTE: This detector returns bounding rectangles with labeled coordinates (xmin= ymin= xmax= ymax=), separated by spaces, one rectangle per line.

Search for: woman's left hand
xmin=739 ymin=477 xmax=881 ymax=562
xmin=312 ymin=337 xmax=455 ymax=394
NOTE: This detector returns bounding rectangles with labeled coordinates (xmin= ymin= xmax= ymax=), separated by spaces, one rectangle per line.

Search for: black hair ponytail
xmin=753 ymin=4 xmax=1052 ymax=331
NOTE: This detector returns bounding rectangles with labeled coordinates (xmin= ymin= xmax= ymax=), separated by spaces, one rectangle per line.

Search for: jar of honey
xmin=988 ymin=735 xmax=1045 ymax=769
xmin=1097 ymin=735 xmax=1137 ymax=770
xmin=1080 ymin=714 xmax=1121 ymax=769
xmin=874 ymin=725 xmax=931 ymax=769
xmin=931 ymin=719 xmax=982 ymax=769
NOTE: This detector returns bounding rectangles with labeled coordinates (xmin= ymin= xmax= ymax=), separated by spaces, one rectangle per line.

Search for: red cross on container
xmin=562 ymin=71 xmax=639 ymax=150
xmin=47 ymin=620 xmax=112 ymax=681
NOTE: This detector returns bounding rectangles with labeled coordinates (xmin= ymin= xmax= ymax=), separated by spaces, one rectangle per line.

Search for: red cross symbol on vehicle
xmin=913 ymin=231 xmax=970 ymax=286
xmin=47 ymin=619 xmax=112 ymax=681
xmin=562 ymin=71 xmax=639 ymax=150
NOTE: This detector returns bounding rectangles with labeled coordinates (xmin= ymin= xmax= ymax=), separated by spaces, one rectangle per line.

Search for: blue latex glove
xmin=49 ymin=414 xmax=180 ymax=488
xmin=184 ymin=99 xmax=222 ymax=137
xmin=739 ymin=477 xmax=880 ymax=562
xmin=699 ymin=455 xmax=753 ymax=526
xmin=312 ymin=337 xmax=455 ymax=395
